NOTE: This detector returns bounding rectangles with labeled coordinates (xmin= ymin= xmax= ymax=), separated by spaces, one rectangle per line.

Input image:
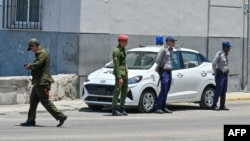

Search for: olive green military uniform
xmin=112 ymin=45 xmax=128 ymax=111
xmin=26 ymin=46 xmax=65 ymax=123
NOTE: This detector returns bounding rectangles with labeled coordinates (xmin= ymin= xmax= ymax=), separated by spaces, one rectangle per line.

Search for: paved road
xmin=0 ymin=100 xmax=249 ymax=141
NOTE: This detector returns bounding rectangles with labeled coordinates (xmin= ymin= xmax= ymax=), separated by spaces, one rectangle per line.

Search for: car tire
xmin=137 ymin=89 xmax=156 ymax=113
xmin=199 ymin=86 xmax=215 ymax=109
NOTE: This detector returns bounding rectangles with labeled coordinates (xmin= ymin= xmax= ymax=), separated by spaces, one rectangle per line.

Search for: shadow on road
xmin=78 ymin=103 xmax=208 ymax=114
xmin=15 ymin=125 xmax=57 ymax=128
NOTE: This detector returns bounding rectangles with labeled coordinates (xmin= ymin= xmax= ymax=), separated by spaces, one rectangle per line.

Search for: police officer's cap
xmin=165 ymin=36 xmax=177 ymax=41
xmin=222 ymin=41 xmax=231 ymax=48
xmin=118 ymin=34 xmax=128 ymax=41
xmin=27 ymin=38 xmax=40 ymax=51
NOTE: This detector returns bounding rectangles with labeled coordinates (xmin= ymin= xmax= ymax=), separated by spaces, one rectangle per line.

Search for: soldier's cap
xmin=165 ymin=36 xmax=177 ymax=41
xmin=118 ymin=34 xmax=128 ymax=41
xmin=27 ymin=38 xmax=40 ymax=51
xmin=222 ymin=41 xmax=231 ymax=48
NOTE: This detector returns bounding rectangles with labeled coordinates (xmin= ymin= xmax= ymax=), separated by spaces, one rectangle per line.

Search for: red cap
xmin=118 ymin=34 xmax=128 ymax=41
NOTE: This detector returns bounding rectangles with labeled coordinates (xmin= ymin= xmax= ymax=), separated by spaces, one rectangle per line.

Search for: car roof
xmin=127 ymin=45 xmax=199 ymax=54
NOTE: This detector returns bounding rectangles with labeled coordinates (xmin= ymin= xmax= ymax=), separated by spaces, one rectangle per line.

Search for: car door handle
xmin=201 ymin=71 xmax=207 ymax=77
xmin=177 ymin=73 xmax=183 ymax=78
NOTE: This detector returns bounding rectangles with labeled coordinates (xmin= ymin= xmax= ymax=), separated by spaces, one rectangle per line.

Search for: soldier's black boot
xmin=120 ymin=108 xmax=128 ymax=116
xmin=112 ymin=107 xmax=122 ymax=116
xmin=57 ymin=116 xmax=67 ymax=127
xmin=20 ymin=121 xmax=36 ymax=126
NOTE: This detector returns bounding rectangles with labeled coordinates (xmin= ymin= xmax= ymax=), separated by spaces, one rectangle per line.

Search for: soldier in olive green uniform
xmin=20 ymin=38 xmax=67 ymax=127
xmin=112 ymin=34 xmax=129 ymax=116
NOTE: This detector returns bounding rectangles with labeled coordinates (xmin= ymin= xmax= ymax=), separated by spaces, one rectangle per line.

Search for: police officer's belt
xmin=162 ymin=69 xmax=172 ymax=73
xmin=216 ymin=69 xmax=229 ymax=75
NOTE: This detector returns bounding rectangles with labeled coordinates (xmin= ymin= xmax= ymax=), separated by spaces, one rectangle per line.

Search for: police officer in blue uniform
xmin=211 ymin=41 xmax=231 ymax=111
xmin=154 ymin=36 xmax=176 ymax=114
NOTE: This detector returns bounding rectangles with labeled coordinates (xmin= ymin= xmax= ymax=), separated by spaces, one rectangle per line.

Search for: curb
xmin=226 ymin=92 xmax=250 ymax=101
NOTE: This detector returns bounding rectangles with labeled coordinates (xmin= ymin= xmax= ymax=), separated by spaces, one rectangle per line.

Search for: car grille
xmin=84 ymin=84 xmax=133 ymax=101
xmin=85 ymin=84 xmax=114 ymax=96
xmin=85 ymin=96 xmax=113 ymax=103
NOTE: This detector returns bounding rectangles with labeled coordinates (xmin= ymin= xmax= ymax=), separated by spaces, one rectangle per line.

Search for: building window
xmin=2 ymin=0 xmax=42 ymax=30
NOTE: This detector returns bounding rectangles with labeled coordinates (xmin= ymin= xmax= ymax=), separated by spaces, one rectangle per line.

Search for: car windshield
xmin=105 ymin=51 xmax=157 ymax=69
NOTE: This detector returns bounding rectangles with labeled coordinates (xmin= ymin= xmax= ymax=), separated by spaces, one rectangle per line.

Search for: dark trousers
xmin=212 ymin=74 xmax=228 ymax=107
xmin=156 ymin=71 xmax=172 ymax=109
xmin=27 ymin=85 xmax=65 ymax=122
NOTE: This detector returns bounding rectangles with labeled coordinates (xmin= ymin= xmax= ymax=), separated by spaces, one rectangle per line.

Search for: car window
xmin=172 ymin=52 xmax=181 ymax=70
xmin=127 ymin=51 xmax=157 ymax=69
xmin=198 ymin=53 xmax=210 ymax=62
xmin=105 ymin=51 xmax=158 ymax=69
xmin=181 ymin=51 xmax=200 ymax=69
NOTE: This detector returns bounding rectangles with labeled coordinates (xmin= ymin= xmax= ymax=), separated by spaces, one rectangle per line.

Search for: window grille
xmin=2 ymin=0 xmax=42 ymax=30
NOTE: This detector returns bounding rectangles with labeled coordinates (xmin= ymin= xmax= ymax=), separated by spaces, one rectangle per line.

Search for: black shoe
xmin=120 ymin=108 xmax=128 ymax=116
xmin=112 ymin=110 xmax=122 ymax=116
xmin=155 ymin=109 xmax=164 ymax=114
xmin=20 ymin=121 xmax=36 ymax=126
xmin=57 ymin=116 xmax=67 ymax=127
xmin=211 ymin=106 xmax=219 ymax=111
xmin=220 ymin=106 xmax=229 ymax=111
xmin=120 ymin=110 xmax=128 ymax=116
xmin=162 ymin=108 xmax=173 ymax=113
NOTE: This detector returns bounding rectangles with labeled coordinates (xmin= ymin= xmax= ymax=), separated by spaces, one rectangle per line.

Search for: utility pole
xmin=242 ymin=0 xmax=250 ymax=91
xmin=246 ymin=0 xmax=250 ymax=91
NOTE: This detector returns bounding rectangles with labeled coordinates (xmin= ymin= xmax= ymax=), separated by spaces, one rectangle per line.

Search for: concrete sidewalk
xmin=0 ymin=92 xmax=249 ymax=115
xmin=0 ymin=99 xmax=86 ymax=115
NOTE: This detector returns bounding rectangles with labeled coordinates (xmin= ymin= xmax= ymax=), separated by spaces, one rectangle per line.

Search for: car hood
xmin=88 ymin=67 xmax=149 ymax=80
xmin=87 ymin=68 xmax=114 ymax=80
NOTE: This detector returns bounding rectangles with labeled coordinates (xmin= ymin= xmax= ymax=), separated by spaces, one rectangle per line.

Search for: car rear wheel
xmin=199 ymin=86 xmax=215 ymax=109
xmin=137 ymin=89 xmax=156 ymax=113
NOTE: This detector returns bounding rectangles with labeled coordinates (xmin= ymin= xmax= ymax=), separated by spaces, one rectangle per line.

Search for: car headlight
xmin=128 ymin=75 xmax=143 ymax=84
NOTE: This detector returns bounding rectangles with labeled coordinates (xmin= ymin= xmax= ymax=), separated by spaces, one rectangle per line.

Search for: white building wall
xmin=209 ymin=0 xmax=244 ymax=37
xmin=209 ymin=7 xmax=242 ymax=37
xmin=80 ymin=0 xmax=209 ymax=37
xmin=80 ymin=0 xmax=110 ymax=33
xmin=42 ymin=0 xmax=81 ymax=32
xmin=211 ymin=0 xmax=243 ymax=6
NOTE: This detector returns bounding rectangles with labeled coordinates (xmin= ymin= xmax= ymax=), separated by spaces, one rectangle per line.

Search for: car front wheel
xmin=137 ymin=89 xmax=156 ymax=113
xmin=199 ymin=86 xmax=215 ymax=109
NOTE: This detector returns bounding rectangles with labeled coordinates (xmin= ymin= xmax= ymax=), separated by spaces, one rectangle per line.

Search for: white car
xmin=82 ymin=45 xmax=215 ymax=113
